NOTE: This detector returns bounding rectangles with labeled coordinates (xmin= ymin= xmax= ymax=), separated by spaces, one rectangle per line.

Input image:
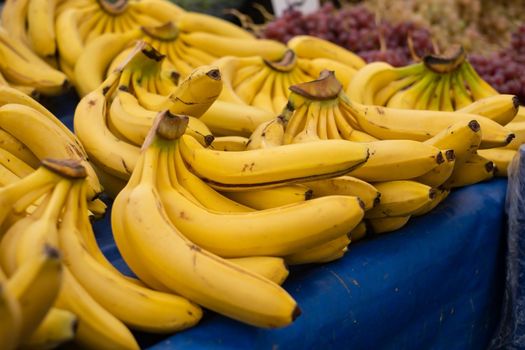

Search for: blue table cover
xmin=46 ymin=92 xmax=508 ymax=349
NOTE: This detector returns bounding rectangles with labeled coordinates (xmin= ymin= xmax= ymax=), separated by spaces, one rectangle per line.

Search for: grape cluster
xmin=470 ymin=24 xmax=525 ymax=104
xmin=261 ymin=3 xmax=434 ymax=67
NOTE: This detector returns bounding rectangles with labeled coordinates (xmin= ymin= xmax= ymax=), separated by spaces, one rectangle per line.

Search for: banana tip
xmin=304 ymin=189 xmax=313 ymax=200
xmin=506 ymin=133 xmax=516 ymax=144
xmin=429 ymin=188 xmax=437 ymax=200
xmin=485 ymin=161 xmax=495 ymax=173
xmin=292 ymin=306 xmax=302 ymax=321
xmin=436 ymin=152 xmax=445 ymax=164
xmin=513 ymin=96 xmax=520 ymax=109
xmin=44 ymin=244 xmax=61 ymax=260
xmin=468 ymin=120 xmax=480 ymax=132
xmin=445 ymin=149 xmax=455 ymax=161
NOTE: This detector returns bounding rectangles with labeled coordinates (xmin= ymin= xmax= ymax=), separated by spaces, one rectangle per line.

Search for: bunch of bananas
xmin=348 ymin=46 xmax=523 ymax=176
xmin=0 ymin=26 xmax=68 ymax=97
xmin=73 ymin=9 xmax=287 ymax=96
xmin=200 ymin=35 xmax=366 ymax=136
xmin=74 ymin=41 xmax=225 ymax=197
xmin=239 ymin=70 xmax=514 ymax=234
xmin=112 ymin=109 xmax=370 ymax=328
xmin=0 ymin=84 xmax=105 ymax=213
xmin=1 ymin=0 xmax=184 ymax=78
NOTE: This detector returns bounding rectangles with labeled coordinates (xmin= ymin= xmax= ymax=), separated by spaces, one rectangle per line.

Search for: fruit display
xmin=0 ymin=0 xmax=523 ymax=348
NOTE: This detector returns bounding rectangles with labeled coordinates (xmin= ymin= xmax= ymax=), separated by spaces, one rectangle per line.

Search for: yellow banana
xmin=246 ymin=116 xmax=286 ymax=150
xmin=365 ymin=181 xmax=435 ymax=218
xmin=0 ymin=148 xmax=34 ymax=179
xmin=444 ymin=153 xmax=495 ymax=188
xmin=373 ymin=74 xmax=421 ymax=107
xmin=210 ymin=136 xmax=249 ymax=151
xmin=288 ymin=35 xmax=366 ymax=69
xmin=411 ymin=188 xmax=450 ymax=216
xmin=450 ymin=69 xmax=473 ymax=109
xmin=457 ymin=94 xmax=519 ymax=125
xmin=348 ymin=140 xmax=443 ymax=181
xmin=177 ymin=11 xmax=253 ymax=39
xmin=27 ymin=0 xmax=58 ymax=58
xmin=0 ymin=128 xmax=40 ymax=168
xmin=414 ymin=149 xmax=456 ymax=187
xmin=386 ymin=72 xmax=434 ymax=109
xmin=349 ymin=221 xmax=367 ymax=242
xmin=304 ymin=175 xmax=380 ymax=211
xmin=221 ymin=184 xmax=312 ymax=210
xmin=178 ymin=133 xmax=369 ymax=190
xmin=22 ymin=308 xmax=77 ymax=350
xmin=504 ymin=121 xmax=525 ymax=150
xmin=285 ymin=234 xmax=351 ymax=265
xmin=227 ymin=257 xmax=289 ymax=285
xmin=347 ymin=61 xmax=395 ymax=103
xmin=477 ymin=148 xmax=516 ymax=177
xmin=367 ymin=216 xmax=411 ymax=234
xmin=0 ymin=277 xmax=21 ymax=350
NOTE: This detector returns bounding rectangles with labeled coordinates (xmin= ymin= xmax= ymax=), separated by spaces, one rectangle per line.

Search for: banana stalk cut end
xmin=41 ymin=159 xmax=87 ymax=179
xmin=98 ymin=0 xmax=129 ymax=15
xmin=264 ymin=49 xmax=297 ymax=72
xmin=289 ymin=70 xmax=342 ymax=100
xmin=144 ymin=111 xmax=189 ymax=149
xmin=423 ymin=45 xmax=466 ymax=73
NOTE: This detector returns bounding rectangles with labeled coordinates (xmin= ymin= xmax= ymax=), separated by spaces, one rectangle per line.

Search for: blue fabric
xmin=46 ymin=93 xmax=507 ymax=350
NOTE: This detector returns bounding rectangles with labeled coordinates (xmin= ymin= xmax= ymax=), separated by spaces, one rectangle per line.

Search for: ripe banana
xmin=210 ymin=136 xmax=249 ymax=151
xmin=414 ymin=149 xmax=456 ymax=187
xmin=365 ymin=181 xmax=436 ymax=219
xmin=227 ymin=257 xmax=289 ymax=285
xmin=457 ymin=94 xmax=519 ymax=126
xmin=178 ymin=134 xmax=369 ymax=190
xmin=22 ymin=308 xmax=77 ymax=349
xmin=221 ymin=184 xmax=313 ymax=210
xmin=477 ymin=148 xmax=517 ymax=177
xmin=367 ymin=216 xmax=411 ymax=235
xmin=443 ymin=153 xmax=495 ymax=188
xmin=304 ymin=175 xmax=380 ymax=210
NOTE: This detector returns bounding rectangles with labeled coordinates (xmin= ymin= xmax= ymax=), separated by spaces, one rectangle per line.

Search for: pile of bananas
xmin=0 ymin=0 xmax=524 ymax=347
xmin=348 ymin=46 xmax=523 ymax=176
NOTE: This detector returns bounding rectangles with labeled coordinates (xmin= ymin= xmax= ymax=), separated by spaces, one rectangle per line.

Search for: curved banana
xmin=414 ymin=149 xmax=456 ymax=187
xmin=0 ymin=278 xmax=21 ymax=350
xmin=285 ymin=234 xmax=350 ymax=265
xmin=22 ymin=308 xmax=77 ymax=349
xmin=178 ymin=134 xmax=369 ymax=190
xmin=246 ymin=116 xmax=286 ymax=150
xmin=364 ymin=181 xmax=435 ymax=219
xmin=477 ymin=148 xmax=516 ymax=177
xmin=443 ymin=153 xmax=495 ymax=188
xmin=227 ymin=257 xmax=289 ymax=285
xmin=27 ymin=0 xmax=58 ymax=58
xmin=367 ymin=216 xmax=411 ymax=235
xmin=210 ymin=136 xmax=249 ymax=151
xmin=221 ymin=184 xmax=312 ymax=210
xmin=348 ymin=140 xmax=443 ymax=181
xmin=0 ymin=128 xmax=40 ymax=168
xmin=288 ymin=35 xmax=366 ymax=69
xmin=304 ymin=175 xmax=380 ymax=210
xmin=349 ymin=221 xmax=367 ymax=242
xmin=457 ymin=94 xmax=519 ymax=126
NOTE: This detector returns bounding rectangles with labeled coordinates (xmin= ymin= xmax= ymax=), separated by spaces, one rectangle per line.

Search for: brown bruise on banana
xmin=423 ymin=45 xmax=466 ymax=74
xmin=289 ymin=70 xmax=342 ymax=100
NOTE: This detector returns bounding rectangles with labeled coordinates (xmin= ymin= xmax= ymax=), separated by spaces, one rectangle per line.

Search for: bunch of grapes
xmin=261 ymin=3 xmax=434 ymax=67
xmin=470 ymin=25 xmax=525 ymax=104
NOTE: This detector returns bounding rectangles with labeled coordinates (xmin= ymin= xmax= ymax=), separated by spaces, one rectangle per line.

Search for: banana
xmin=177 ymin=11 xmax=253 ymax=39
xmin=178 ymin=133 xmax=369 ymax=190
xmin=74 ymin=69 xmax=139 ymax=180
xmin=477 ymin=148 xmax=516 ymax=177
xmin=27 ymin=0 xmax=58 ymax=58
xmin=0 ymin=103 xmax=101 ymax=198
xmin=304 ymin=175 xmax=380 ymax=211
xmin=221 ymin=184 xmax=313 ymax=210
xmin=348 ymin=140 xmax=443 ymax=181
xmin=0 ymin=128 xmax=40 ymax=168
xmin=285 ymin=234 xmax=351 ymax=265
xmin=246 ymin=116 xmax=286 ymax=150
xmin=422 ymin=74 xmax=443 ymax=110
xmin=131 ymin=0 xmax=185 ymax=23
xmin=227 ymin=257 xmax=289 ymax=285
xmin=288 ymin=35 xmax=366 ymax=69
xmin=347 ymin=61 xmax=395 ymax=103
xmin=423 ymin=120 xmax=482 ymax=164
xmin=6 ymin=246 xmax=62 ymax=341
xmin=443 ymin=153 xmax=495 ymax=188
xmin=349 ymin=221 xmax=367 ymax=242
xmin=457 ymin=94 xmax=519 ymax=125
xmin=451 ymin=69 xmax=473 ymax=109
xmin=0 ymin=160 xmax=64 ymax=226
xmin=58 ymin=181 xmax=203 ymax=333
xmin=364 ymin=181 xmax=435 ymax=219
xmin=0 ymin=277 xmax=21 ymax=350
xmin=173 ymin=148 xmax=253 ymax=213
xmin=0 ymin=163 xmax=20 ymax=186
xmin=414 ymin=149 xmax=456 ymax=187
xmin=439 ymin=73 xmax=454 ymax=111
xmin=1 ymin=0 xmax=31 ymax=47
xmin=56 ymin=7 xmax=92 ymax=73
xmin=461 ymin=62 xmax=499 ymax=99
xmin=56 ymin=269 xmax=140 ymax=350
xmin=341 ymin=95 xmax=515 ymax=148
xmin=74 ymin=30 xmax=142 ymax=97
xmin=161 ymin=136 xmax=365 ymax=257
xmin=367 ymin=216 xmax=411 ymax=234
xmin=22 ymin=308 xmax=77 ymax=349
xmin=0 ymin=148 xmax=34 ymax=179
xmin=210 ymin=136 xmax=249 ymax=151
xmin=0 ymin=31 xmax=68 ymax=96
xmin=112 ymin=120 xmax=300 ymax=328
xmin=181 ymin=32 xmax=287 ymax=61
xmin=199 ymin=100 xmax=275 ymax=136
xmin=411 ymin=188 xmax=450 ymax=216
xmin=504 ymin=121 xmax=525 ymax=150
xmin=374 ymin=74 xmax=421 ymax=107
xmin=386 ymin=72 xmax=435 ymax=109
